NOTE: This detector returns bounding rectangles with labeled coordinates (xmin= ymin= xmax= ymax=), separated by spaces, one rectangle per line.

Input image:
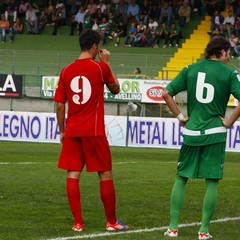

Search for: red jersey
xmin=54 ymin=58 xmax=115 ymax=137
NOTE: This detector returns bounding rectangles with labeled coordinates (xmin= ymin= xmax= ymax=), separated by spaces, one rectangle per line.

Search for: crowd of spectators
xmin=207 ymin=0 xmax=240 ymax=59
xmin=0 ymin=0 xmax=196 ymax=45
xmin=0 ymin=0 xmax=238 ymax=50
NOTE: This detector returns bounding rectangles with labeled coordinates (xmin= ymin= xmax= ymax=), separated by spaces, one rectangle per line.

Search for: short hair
xmin=79 ymin=29 xmax=101 ymax=51
xmin=135 ymin=67 xmax=141 ymax=74
xmin=205 ymin=36 xmax=231 ymax=59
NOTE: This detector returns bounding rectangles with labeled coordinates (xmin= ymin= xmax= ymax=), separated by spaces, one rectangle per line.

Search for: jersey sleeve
xmin=229 ymin=70 xmax=240 ymax=100
xmin=53 ymin=69 xmax=67 ymax=103
xmin=99 ymin=62 xmax=115 ymax=85
xmin=166 ymin=66 xmax=188 ymax=97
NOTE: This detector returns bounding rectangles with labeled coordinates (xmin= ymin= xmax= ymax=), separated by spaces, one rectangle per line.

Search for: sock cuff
xmin=67 ymin=177 xmax=79 ymax=183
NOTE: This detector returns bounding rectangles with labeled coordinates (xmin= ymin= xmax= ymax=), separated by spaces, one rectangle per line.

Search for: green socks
xmin=199 ymin=179 xmax=219 ymax=233
xmin=169 ymin=176 xmax=188 ymax=229
xmin=169 ymin=176 xmax=218 ymax=233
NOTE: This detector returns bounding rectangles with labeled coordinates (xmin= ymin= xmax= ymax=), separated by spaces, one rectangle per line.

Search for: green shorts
xmin=177 ymin=142 xmax=226 ymax=179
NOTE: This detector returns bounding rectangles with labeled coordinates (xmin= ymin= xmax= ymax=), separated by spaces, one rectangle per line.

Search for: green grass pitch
xmin=0 ymin=141 xmax=239 ymax=240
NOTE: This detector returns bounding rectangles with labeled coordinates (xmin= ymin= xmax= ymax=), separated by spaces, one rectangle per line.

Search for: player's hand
xmin=60 ymin=132 xmax=65 ymax=144
xmin=219 ymin=116 xmax=231 ymax=128
xmin=179 ymin=117 xmax=189 ymax=127
xmin=98 ymin=49 xmax=110 ymax=64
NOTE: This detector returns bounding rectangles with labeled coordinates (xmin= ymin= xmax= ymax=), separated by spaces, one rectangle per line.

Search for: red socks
xmin=67 ymin=178 xmax=117 ymax=225
xmin=100 ymin=179 xmax=117 ymax=224
xmin=67 ymin=178 xmax=84 ymax=225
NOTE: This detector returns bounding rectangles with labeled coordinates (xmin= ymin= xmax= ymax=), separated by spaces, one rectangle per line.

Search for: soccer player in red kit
xmin=54 ymin=29 xmax=129 ymax=232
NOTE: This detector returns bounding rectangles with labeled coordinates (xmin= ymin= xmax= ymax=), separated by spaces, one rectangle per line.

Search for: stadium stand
xmin=157 ymin=16 xmax=211 ymax=80
xmin=157 ymin=2 xmax=234 ymax=80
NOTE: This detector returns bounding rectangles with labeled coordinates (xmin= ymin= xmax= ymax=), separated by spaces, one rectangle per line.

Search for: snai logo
xmin=147 ymin=86 xmax=165 ymax=101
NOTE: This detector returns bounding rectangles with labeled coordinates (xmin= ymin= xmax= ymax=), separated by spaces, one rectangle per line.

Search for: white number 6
xmin=196 ymin=72 xmax=214 ymax=103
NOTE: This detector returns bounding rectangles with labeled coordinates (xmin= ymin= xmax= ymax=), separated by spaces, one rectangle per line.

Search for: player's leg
xmin=170 ymin=175 xmax=188 ymax=229
xmin=98 ymin=170 xmax=117 ymax=225
xmin=198 ymin=142 xmax=225 ymax=239
xmin=83 ymin=136 xmax=128 ymax=230
xmin=198 ymin=179 xmax=218 ymax=236
xmin=98 ymin=170 xmax=129 ymax=231
xmin=165 ymin=144 xmax=200 ymax=237
xmin=58 ymin=137 xmax=85 ymax=231
xmin=164 ymin=175 xmax=188 ymax=237
xmin=67 ymin=170 xmax=84 ymax=231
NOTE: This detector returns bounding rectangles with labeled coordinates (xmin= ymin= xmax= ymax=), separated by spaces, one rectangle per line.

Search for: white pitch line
xmin=0 ymin=161 xmax=176 ymax=165
xmin=0 ymin=162 xmax=53 ymax=165
xmin=46 ymin=216 xmax=240 ymax=240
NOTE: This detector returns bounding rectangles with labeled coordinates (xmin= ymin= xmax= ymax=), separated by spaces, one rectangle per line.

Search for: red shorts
xmin=58 ymin=136 xmax=112 ymax=172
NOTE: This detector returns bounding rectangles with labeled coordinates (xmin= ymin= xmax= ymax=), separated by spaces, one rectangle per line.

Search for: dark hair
xmin=79 ymin=29 xmax=101 ymax=51
xmin=205 ymin=36 xmax=231 ymax=59
xmin=135 ymin=67 xmax=141 ymax=74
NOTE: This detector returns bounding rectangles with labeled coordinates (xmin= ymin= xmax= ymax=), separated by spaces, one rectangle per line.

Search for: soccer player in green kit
xmin=162 ymin=36 xmax=240 ymax=239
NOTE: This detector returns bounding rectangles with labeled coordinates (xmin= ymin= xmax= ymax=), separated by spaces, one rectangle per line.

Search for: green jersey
xmin=166 ymin=59 xmax=240 ymax=146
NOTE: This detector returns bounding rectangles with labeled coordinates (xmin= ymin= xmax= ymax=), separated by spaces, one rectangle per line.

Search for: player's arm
xmin=98 ymin=49 xmax=120 ymax=94
xmin=106 ymin=77 xmax=120 ymax=94
xmin=220 ymin=101 xmax=240 ymax=128
xmin=162 ymin=89 xmax=189 ymax=126
xmin=56 ymin=102 xmax=65 ymax=143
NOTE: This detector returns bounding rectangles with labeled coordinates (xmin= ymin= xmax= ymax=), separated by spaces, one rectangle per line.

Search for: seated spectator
xmin=98 ymin=17 xmax=111 ymax=45
xmin=168 ymin=22 xmax=180 ymax=47
xmin=178 ymin=0 xmax=191 ymax=27
xmin=151 ymin=21 xmax=169 ymax=48
xmin=229 ymin=32 xmax=239 ymax=57
xmin=205 ymin=0 xmax=217 ymax=17
xmin=233 ymin=1 xmax=240 ymax=17
xmin=145 ymin=16 xmax=158 ymax=47
xmin=107 ymin=11 xmax=116 ymax=36
xmin=196 ymin=0 xmax=207 ymax=20
xmin=0 ymin=0 xmax=8 ymax=16
xmin=38 ymin=10 xmax=48 ymax=33
xmin=110 ymin=20 xmax=127 ymax=46
xmin=139 ymin=0 xmax=151 ymax=25
xmin=25 ymin=3 xmax=39 ymax=34
xmin=159 ymin=1 xmax=173 ymax=26
xmin=135 ymin=20 xmax=147 ymax=47
xmin=69 ymin=6 xmax=85 ymax=35
xmin=85 ymin=0 xmax=98 ymax=16
xmin=171 ymin=0 xmax=182 ymax=19
xmin=221 ymin=10 xmax=235 ymax=38
xmin=52 ymin=1 xmax=66 ymax=35
xmin=66 ymin=0 xmax=82 ymax=17
xmin=92 ymin=8 xmax=106 ymax=23
xmin=108 ymin=11 xmax=116 ymax=28
xmin=233 ymin=41 xmax=240 ymax=59
xmin=91 ymin=16 xmax=99 ymax=30
xmin=45 ymin=0 xmax=55 ymax=25
xmin=0 ymin=14 xmax=13 ymax=43
xmin=210 ymin=10 xmax=224 ymax=34
xmin=108 ymin=0 xmax=120 ymax=15
xmin=211 ymin=26 xmax=225 ymax=38
xmin=126 ymin=0 xmax=140 ymax=24
xmin=5 ymin=0 xmax=18 ymax=22
xmin=234 ymin=14 xmax=240 ymax=38
xmin=83 ymin=13 xmax=92 ymax=29
xmin=55 ymin=0 xmax=65 ymax=11
xmin=124 ymin=21 xmax=137 ymax=47
xmin=13 ymin=17 xmax=23 ymax=34
xmin=97 ymin=0 xmax=107 ymax=14
xmin=116 ymin=0 xmax=128 ymax=23
xmin=18 ymin=0 xmax=29 ymax=19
